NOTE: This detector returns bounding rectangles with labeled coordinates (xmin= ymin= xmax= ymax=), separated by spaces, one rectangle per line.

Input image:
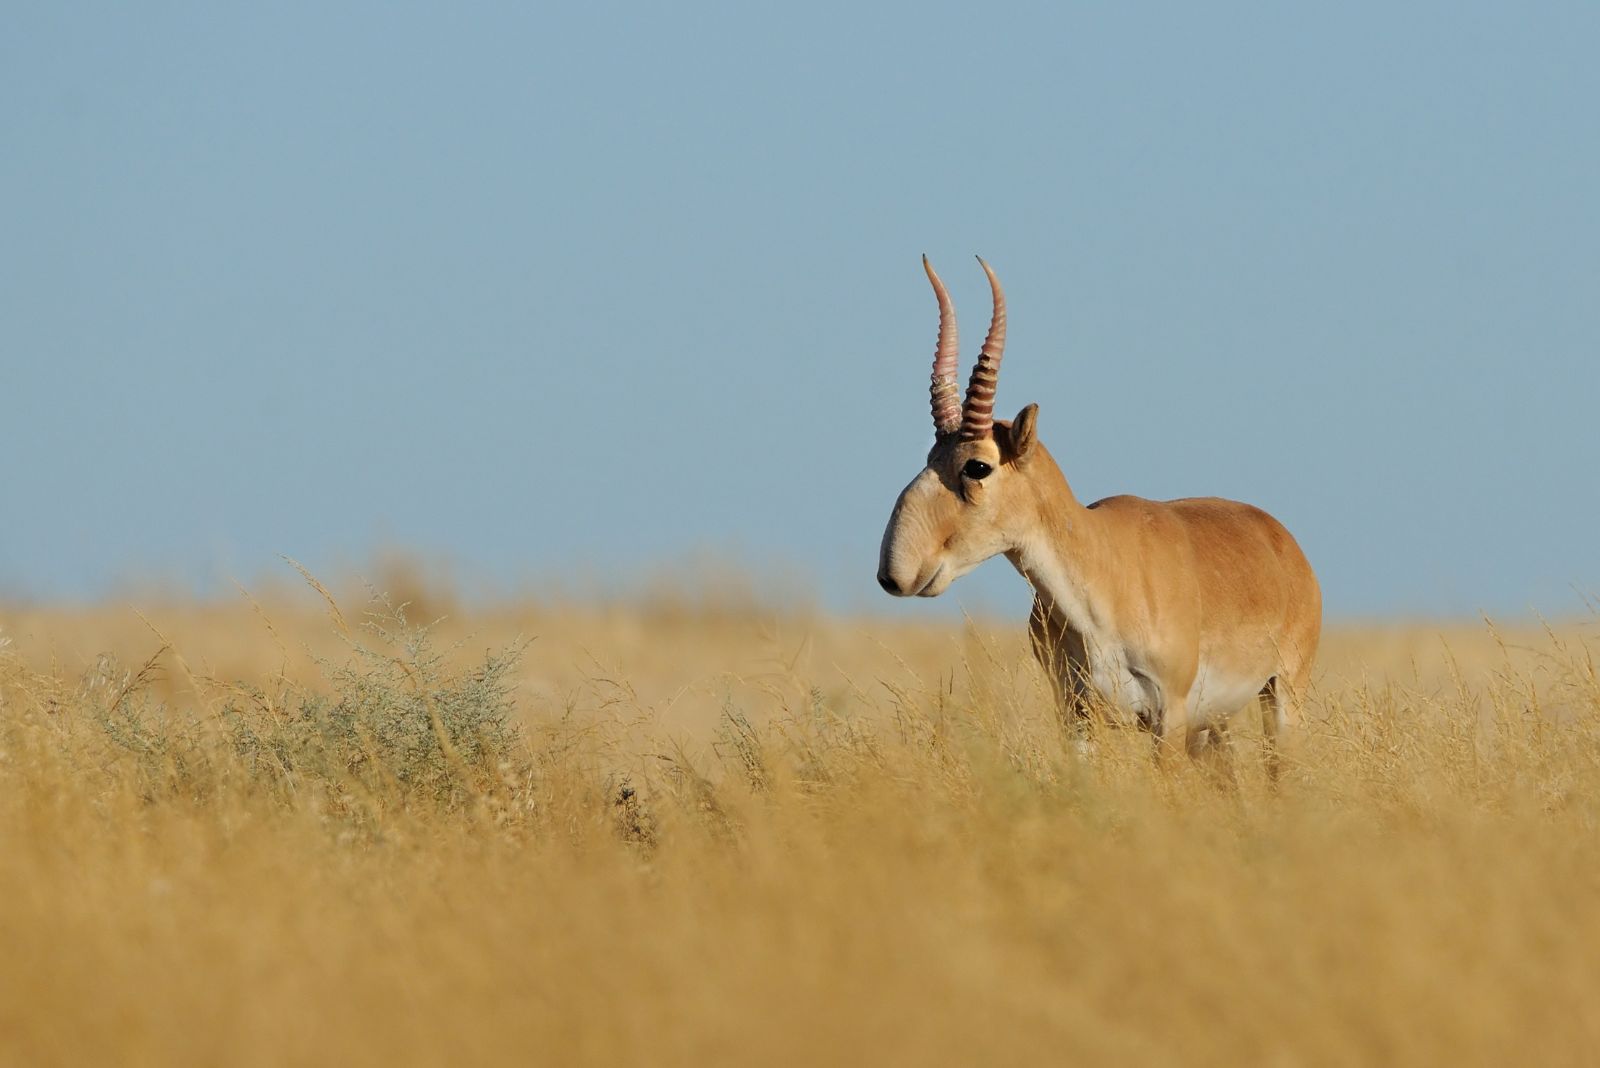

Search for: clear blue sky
xmin=3 ymin=3 xmax=1597 ymax=619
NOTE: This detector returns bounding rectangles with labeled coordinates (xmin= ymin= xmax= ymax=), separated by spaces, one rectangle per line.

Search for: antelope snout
xmin=877 ymin=536 xmax=925 ymax=597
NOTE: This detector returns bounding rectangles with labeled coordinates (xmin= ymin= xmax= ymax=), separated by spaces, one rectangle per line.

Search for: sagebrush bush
xmin=84 ymin=601 xmax=528 ymax=814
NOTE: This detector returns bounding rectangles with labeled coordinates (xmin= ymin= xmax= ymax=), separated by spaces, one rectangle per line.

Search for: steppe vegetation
xmin=2 ymin=565 xmax=1599 ymax=1065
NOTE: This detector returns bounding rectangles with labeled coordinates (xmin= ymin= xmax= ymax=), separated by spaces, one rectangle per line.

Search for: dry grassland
xmin=2 ymin=573 xmax=1599 ymax=1065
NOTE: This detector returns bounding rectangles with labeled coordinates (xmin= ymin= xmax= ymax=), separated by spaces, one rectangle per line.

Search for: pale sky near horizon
xmin=3 ymin=3 xmax=1597 ymax=619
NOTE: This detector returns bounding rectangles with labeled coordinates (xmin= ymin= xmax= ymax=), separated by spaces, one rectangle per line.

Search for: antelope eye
xmin=962 ymin=459 xmax=993 ymax=481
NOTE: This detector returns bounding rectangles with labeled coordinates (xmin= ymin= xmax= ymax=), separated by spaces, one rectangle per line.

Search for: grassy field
xmin=3 ymin=571 xmax=1599 ymax=1066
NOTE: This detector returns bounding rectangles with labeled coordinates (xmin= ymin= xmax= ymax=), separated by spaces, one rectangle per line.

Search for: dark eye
xmin=962 ymin=459 xmax=993 ymax=481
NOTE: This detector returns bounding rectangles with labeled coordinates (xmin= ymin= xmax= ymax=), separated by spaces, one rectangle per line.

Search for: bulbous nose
xmin=877 ymin=571 xmax=902 ymax=596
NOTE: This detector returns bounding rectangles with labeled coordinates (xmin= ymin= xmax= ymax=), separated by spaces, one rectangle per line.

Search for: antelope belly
xmin=1187 ymin=663 xmax=1269 ymax=724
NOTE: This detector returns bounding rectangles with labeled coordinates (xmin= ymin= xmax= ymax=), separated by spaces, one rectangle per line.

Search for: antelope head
xmin=877 ymin=257 xmax=1046 ymax=598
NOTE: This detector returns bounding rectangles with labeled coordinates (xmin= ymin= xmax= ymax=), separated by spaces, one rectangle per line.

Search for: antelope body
xmin=878 ymin=258 xmax=1321 ymax=772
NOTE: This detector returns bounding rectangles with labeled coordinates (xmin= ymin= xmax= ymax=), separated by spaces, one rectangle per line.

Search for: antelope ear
xmin=1008 ymin=403 xmax=1039 ymax=464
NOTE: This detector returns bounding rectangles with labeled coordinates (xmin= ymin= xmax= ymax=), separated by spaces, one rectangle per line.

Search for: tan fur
xmin=880 ymin=411 xmax=1321 ymax=775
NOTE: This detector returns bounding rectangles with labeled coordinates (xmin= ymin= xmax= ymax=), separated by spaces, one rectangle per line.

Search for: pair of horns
xmin=924 ymin=255 xmax=1006 ymax=440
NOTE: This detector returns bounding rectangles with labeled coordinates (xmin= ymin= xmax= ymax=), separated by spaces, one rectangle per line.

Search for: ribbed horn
xmin=960 ymin=256 xmax=1006 ymax=440
xmin=924 ymin=255 xmax=962 ymax=435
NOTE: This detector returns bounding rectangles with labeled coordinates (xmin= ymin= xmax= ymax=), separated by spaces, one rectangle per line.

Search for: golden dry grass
xmin=3 ymin=577 xmax=1600 ymax=1066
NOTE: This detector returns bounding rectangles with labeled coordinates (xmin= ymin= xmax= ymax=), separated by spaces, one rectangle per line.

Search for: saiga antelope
xmin=877 ymin=257 xmax=1321 ymax=775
